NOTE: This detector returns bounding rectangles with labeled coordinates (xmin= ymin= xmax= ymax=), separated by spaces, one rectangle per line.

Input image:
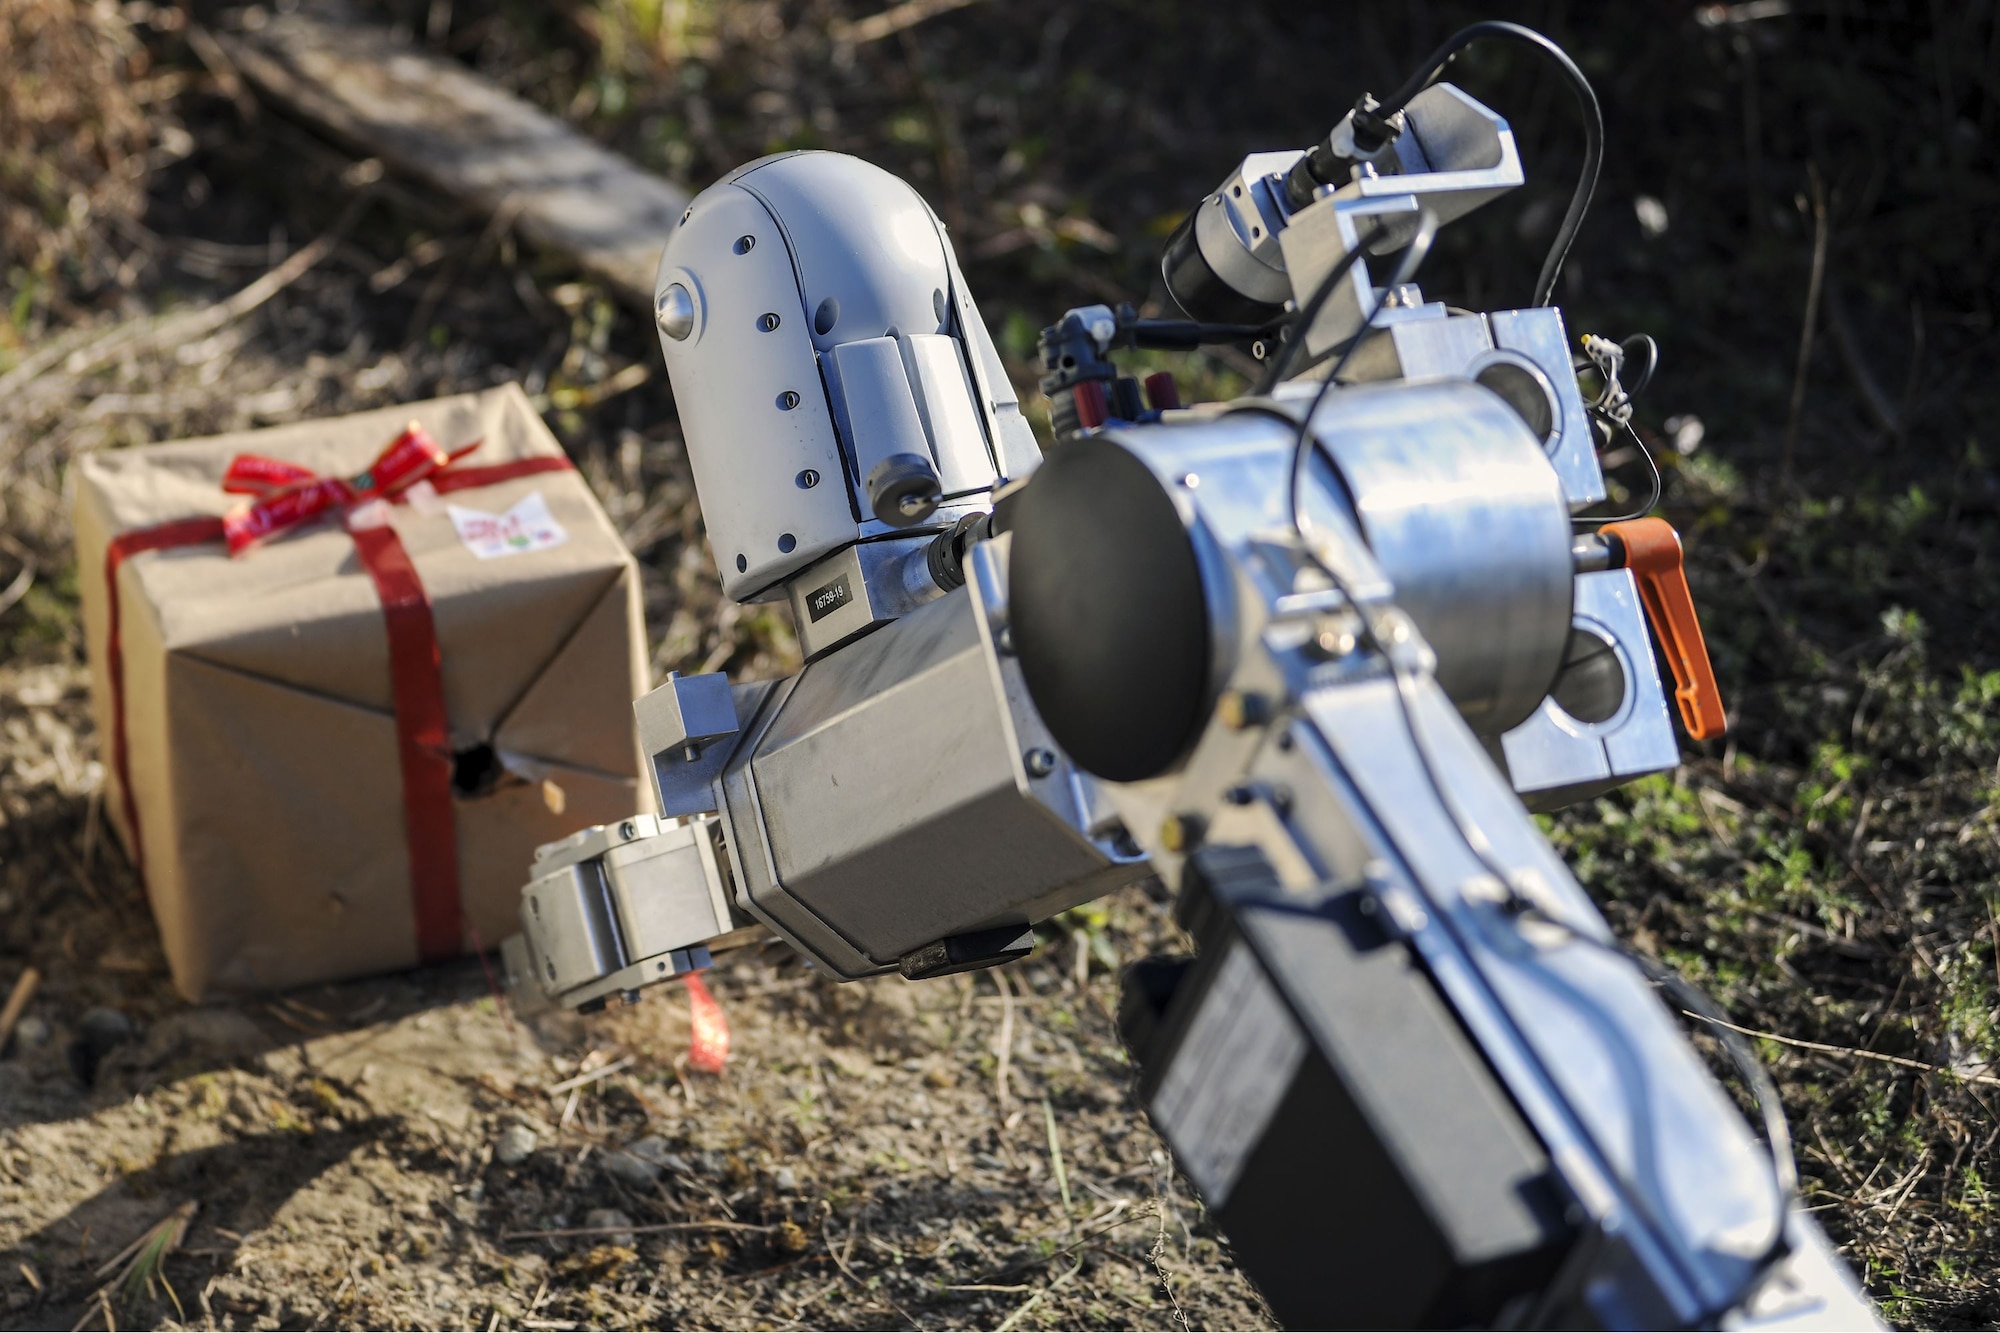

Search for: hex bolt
xmin=1159 ymin=813 xmax=1204 ymax=854
xmin=1217 ymin=689 xmax=1269 ymax=729
xmin=1023 ymin=748 xmax=1056 ymax=778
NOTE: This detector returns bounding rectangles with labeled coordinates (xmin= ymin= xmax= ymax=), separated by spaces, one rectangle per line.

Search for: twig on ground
xmin=995 ymin=1252 xmax=1084 ymax=1332
xmin=992 ymin=968 xmax=1015 ymax=1111
xmin=83 ymin=1201 xmax=197 ymax=1328
xmin=820 ymin=1212 xmax=920 ymax=1329
xmin=1689 ymin=1012 xmax=2000 ymax=1087
xmin=0 ymin=543 xmax=34 ymax=618
xmin=0 ymin=967 xmax=41 ymax=1053
xmin=1042 ymin=1097 xmax=1073 ymax=1226
xmin=831 ymin=0 xmax=983 ymax=45
xmin=1896 ymin=300 xmax=1926 ymax=446
xmin=1781 ymin=163 xmax=1829 ymax=489
xmin=544 ymin=1054 xmax=635 ymax=1095
xmin=1824 ymin=281 xmax=1901 ymax=436
xmin=502 ymin=1219 xmax=773 ymax=1241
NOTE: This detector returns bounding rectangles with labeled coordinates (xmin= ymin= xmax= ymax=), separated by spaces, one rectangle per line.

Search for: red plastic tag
xmin=685 ymin=972 xmax=730 ymax=1074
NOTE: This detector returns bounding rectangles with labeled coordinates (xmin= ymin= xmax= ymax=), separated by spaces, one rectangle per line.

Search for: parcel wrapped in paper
xmin=73 ymin=384 xmax=653 ymax=999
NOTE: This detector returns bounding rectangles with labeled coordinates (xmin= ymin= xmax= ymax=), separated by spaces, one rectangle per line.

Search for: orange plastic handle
xmin=1599 ymin=517 xmax=1727 ymax=741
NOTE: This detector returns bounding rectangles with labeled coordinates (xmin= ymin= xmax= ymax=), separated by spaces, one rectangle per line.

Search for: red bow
xmin=220 ymin=423 xmax=477 ymax=555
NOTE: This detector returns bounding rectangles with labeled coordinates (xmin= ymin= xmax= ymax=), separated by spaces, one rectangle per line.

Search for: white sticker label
xmin=447 ymin=492 xmax=568 ymax=560
xmin=1149 ymin=940 xmax=1305 ymax=1209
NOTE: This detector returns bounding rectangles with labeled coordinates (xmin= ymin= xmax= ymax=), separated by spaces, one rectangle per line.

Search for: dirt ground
xmin=1 ymin=800 xmax=1256 ymax=1330
xmin=3 ymin=0 xmax=1999 ymax=1329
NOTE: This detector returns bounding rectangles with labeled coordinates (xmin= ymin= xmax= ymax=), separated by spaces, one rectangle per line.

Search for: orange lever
xmin=1598 ymin=517 xmax=1727 ymax=741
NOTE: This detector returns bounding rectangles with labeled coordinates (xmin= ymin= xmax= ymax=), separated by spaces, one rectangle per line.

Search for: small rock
xmin=773 ymin=1166 xmax=798 ymax=1193
xmin=12 ymin=1015 xmax=49 ymax=1048
xmin=494 ymin=1124 xmax=537 ymax=1166
xmin=79 ymin=1007 xmax=134 ymax=1053
xmin=584 ymin=1208 xmax=634 ymax=1245
xmin=71 ymin=1008 xmax=136 ymax=1084
xmin=604 ymin=1134 xmax=672 ymax=1187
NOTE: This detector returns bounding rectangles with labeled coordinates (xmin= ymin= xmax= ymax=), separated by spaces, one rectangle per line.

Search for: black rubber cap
xmin=1008 ymin=438 xmax=1212 ymax=782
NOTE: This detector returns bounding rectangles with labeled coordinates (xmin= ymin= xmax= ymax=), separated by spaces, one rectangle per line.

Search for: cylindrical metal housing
xmin=1008 ymin=377 xmax=1574 ymax=777
xmin=1304 ymin=379 xmax=1574 ymax=732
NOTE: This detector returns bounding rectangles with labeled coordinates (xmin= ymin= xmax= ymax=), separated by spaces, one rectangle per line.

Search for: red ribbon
xmin=103 ymin=429 xmax=573 ymax=965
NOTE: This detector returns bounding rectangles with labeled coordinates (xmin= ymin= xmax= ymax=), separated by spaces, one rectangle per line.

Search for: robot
xmin=502 ymin=22 xmax=1880 ymax=1329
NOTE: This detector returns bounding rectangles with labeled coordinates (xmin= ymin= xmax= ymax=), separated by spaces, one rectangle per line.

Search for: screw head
xmin=1023 ymin=747 xmax=1056 ymax=778
xmin=995 ymin=626 xmax=1015 ymax=655
xmin=1315 ymin=625 xmax=1358 ymax=656
xmin=796 ymin=469 xmax=820 ymax=489
xmin=618 ymin=820 xmax=637 ymax=840
xmin=733 ymin=234 xmax=756 ymax=254
xmin=778 ymin=390 xmax=801 ymax=410
xmin=758 ymin=312 xmax=781 ymax=331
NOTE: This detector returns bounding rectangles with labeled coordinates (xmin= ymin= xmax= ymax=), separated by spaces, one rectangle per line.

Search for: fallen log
xmin=216 ymin=7 xmax=689 ymax=309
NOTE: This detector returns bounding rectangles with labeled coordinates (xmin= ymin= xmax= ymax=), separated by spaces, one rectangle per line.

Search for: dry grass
xmin=0 ymin=1 xmax=159 ymax=337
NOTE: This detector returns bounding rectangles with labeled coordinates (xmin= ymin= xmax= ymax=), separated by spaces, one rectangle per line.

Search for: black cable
xmin=1125 ymin=317 xmax=1280 ymax=351
xmin=1575 ymin=418 xmax=1663 ymax=526
xmin=1622 ymin=333 xmax=1660 ymax=399
xmin=1509 ymin=905 xmax=1798 ymax=1323
xmin=1268 ymin=203 xmax=1792 ymax=1320
xmin=1362 ymin=21 xmax=1603 ymax=308
xmin=1251 ymin=224 xmax=1387 ymax=396
xmin=935 ymin=481 xmax=1000 ymax=504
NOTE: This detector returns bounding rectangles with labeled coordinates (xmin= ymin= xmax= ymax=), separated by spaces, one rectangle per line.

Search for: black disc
xmin=1008 ymin=438 xmax=1212 ymax=782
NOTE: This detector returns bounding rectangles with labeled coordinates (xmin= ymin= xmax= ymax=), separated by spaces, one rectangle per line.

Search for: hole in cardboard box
xmin=452 ymin=743 xmax=505 ymax=798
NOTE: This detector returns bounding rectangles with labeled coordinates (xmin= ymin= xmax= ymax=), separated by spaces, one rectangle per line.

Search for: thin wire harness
xmin=1360 ymin=20 xmax=1604 ymax=308
xmin=1265 ymin=199 xmax=1792 ymax=1326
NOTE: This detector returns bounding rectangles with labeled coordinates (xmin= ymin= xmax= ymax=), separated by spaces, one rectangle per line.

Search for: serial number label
xmin=807 ymin=574 xmax=854 ymax=623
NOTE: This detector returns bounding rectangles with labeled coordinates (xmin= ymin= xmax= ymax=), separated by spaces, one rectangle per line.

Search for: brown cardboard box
xmin=74 ymin=384 xmax=651 ymax=999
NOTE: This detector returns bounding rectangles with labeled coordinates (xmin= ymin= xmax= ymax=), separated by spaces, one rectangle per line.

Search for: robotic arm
xmin=501 ymin=25 xmax=1878 ymax=1328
